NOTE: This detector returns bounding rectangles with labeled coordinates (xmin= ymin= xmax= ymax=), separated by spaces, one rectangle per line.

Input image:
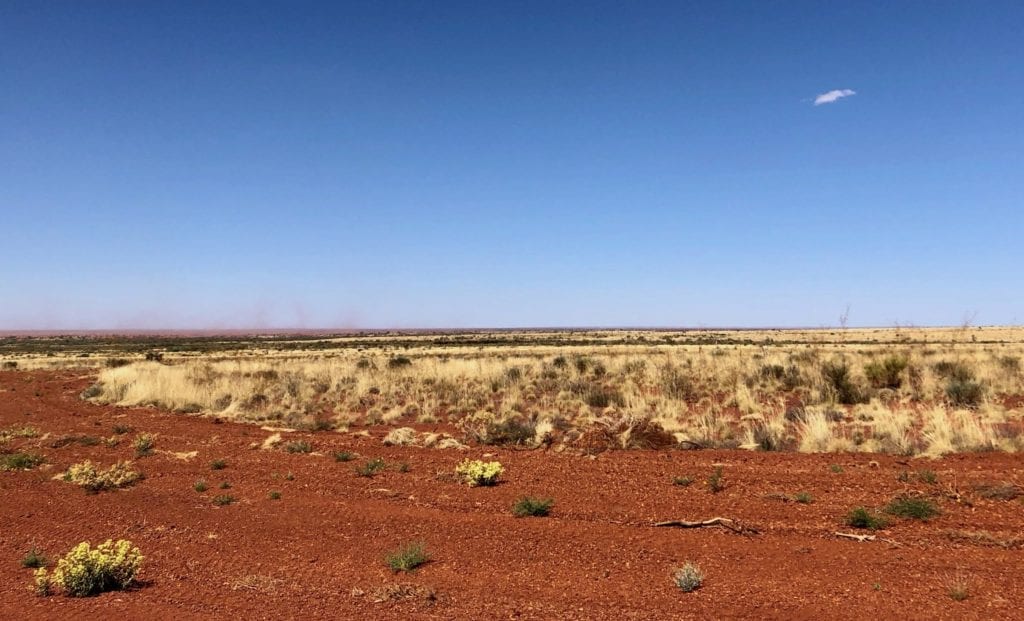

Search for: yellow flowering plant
xmin=33 ymin=540 xmax=143 ymax=597
xmin=455 ymin=459 xmax=503 ymax=486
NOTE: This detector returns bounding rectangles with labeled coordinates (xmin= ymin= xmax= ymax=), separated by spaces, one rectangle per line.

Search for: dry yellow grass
xmin=6 ymin=327 xmax=1022 ymax=455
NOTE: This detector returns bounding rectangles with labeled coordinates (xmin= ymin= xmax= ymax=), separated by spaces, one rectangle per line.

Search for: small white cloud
xmin=814 ymin=89 xmax=856 ymax=105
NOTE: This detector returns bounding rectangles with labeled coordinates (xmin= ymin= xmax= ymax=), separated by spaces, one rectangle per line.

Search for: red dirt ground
xmin=2 ymin=370 xmax=1022 ymax=620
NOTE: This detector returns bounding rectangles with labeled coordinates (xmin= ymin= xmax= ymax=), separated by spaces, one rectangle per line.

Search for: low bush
xmin=62 ymin=461 xmax=142 ymax=493
xmin=455 ymin=459 xmax=503 ymax=486
xmin=845 ymin=506 xmax=888 ymax=530
xmin=133 ymin=433 xmax=155 ymax=457
xmin=34 ymin=540 xmax=143 ymax=597
xmin=884 ymin=496 xmax=940 ymax=520
xmin=21 ymin=547 xmax=48 ymax=569
xmin=284 ymin=440 xmax=312 ymax=454
xmin=706 ymin=466 xmax=725 ymax=493
xmin=212 ymin=494 xmax=236 ymax=506
xmin=512 ymin=496 xmax=554 ymax=517
xmin=385 ymin=542 xmax=429 ymax=572
xmin=0 ymin=452 xmax=44 ymax=471
xmin=864 ymin=356 xmax=908 ymax=389
xmin=672 ymin=562 xmax=704 ymax=592
xmin=355 ymin=457 xmax=386 ymax=477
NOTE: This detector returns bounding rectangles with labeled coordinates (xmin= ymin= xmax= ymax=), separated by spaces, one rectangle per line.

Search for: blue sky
xmin=2 ymin=1 xmax=1021 ymax=329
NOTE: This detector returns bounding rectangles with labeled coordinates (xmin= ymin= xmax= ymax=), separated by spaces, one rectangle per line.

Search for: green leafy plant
xmin=794 ymin=492 xmax=814 ymax=504
xmin=210 ymin=459 xmax=227 ymax=470
xmin=845 ymin=506 xmax=888 ymax=530
xmin=512 ymin=496 xmax=554 ymax=517
xmin=0 ymin=452 xmax=44 ymax=471
xmin=212 ymin=494 xmax=235 ymax=506
xmin=268 ymin=490 xmax=282 ymax=500
xmin=884 ymin=496 xmax=940 ymax=520
xmin=333 ymin=450 xmax=356 ymax=462
xmin=355 ymin=457 xmax=386 ymax=477
xmin=193 ymin=479 xmax=208 ymax=493
xmin=385 ymin=541 xmax=429 ymax=572
xmin=21 ymin=547 xmax=48 ymax=569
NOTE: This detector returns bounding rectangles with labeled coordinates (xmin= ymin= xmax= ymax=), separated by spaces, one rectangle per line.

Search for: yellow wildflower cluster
xmin=34 ymin=540 xmax=143 ymax=597
xmin=455 ymin=459 xmax=503 ymax=486
xmin=62 ymin=460 xmax=142 ymax=493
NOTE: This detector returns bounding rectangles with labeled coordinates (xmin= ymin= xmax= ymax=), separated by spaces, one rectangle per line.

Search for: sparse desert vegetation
xmin=2 ymin=329 xmax=1024 ymax=618
xmin=8 ymin=327 xmax=1016 ymax=459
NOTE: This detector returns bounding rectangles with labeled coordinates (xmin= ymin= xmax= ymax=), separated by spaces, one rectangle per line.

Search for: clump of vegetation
xmin=284 ymin=440 xmax=312 ymax=454
xmin=884 ymin=495 xmax=940 ymax=520
xmin=946 ymin=377 xmax=984 ymax=408
xmin=210 ymin=459 xmax=227 ymax=470
xmin=112 ymin=424 xmax=132 ymax=435
xmin=948 ymin=574 xmax=970 ymax=601
xmin=672 ymin=562 xmax=704 ymax=592
xmin=385 ymin=541 xmax=429 ymax=572
xmin=0 ymin=425 xmax=40 ymax=443
xmin=864 ymin=356 xmax=908 ymax=389
xmin=845 ymin=506 xmax=889 ymax=530
xmin=21 ymin=547 xmax=48 ymax=569
xmin=794 ymin=491 xmax=814 ymax=504
xmin=62 ymin=461 xmax=142 ymax=493
xmin=219 ymin=481 xmax=231 ymax=489
xmin=193 ymin=479 xmax=208 ymax=492
xmin=334 ymin=450 xmax=356 ymax=462
xmin=0 ymin=452 xmax=44 ymax=471
xmin=512 ymin=496 xmax=554 ymax=517
xmin=212 ymin=494 xmax=236 ymax=506
xmin=672 ymin=476 xmax=693 ymax=487
xmin=830 ymin=464 xmax=844 ymax=474
xmin=706 ymin=466 xmax=725 ymax=493
xmin=33 ymin=540 xmax=143 ymax=597
xmin=133 ymin=433 xmax=155 ymax=457
xmin=455 ymin=459 xmax=503 ymax=486
xmin=355 ymin=457 xmax=386 ymax=477
xmin=387 ymin=356 xmax=413 ymax=369
xmin=822 ymin=361 xmax=865 ymax=404
xmin=268 ymin=490 xmax=282 ymax=500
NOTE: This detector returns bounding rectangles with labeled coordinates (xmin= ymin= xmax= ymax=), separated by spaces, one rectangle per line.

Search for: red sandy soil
xmin=2 ymin=371 xmax=1022 ymax=620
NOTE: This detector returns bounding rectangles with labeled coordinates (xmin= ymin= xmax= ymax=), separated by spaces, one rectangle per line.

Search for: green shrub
xmin=794 ymin=492 xmax=813 ymax=504
xmin=385 ymin=542 xmax=429 ymax=572
xmin=0 ymin=452 xmax=44 ymax=471
xmin=210 ymin=459 xmax=227 ymax=470
xmin=946 ymin=378 xmax=984 ymax=407
xmin=334 ymin=450 xmax=356 ymax=462
xmin=845 ymin=506 xmax=888 ymax=530
xmin=387 ymin=356 xmax=413 ymax=369
xmin=133 ymin=433 xmax=155 ymax=457
xmin=672 ymin=562 xmax=704 ymax=592
xmin=193 ymin=479 xmax=208 ymax=492
xmin=481 ymin=418 xmax=536 ymax=446
xmin=61 ymin=461 xmax=142 ymax=493
xmin=355 ymin=457 xmax=386 ymax=477
xmin=455 ymin=459 xmax=503 ymax=486
xmin=864 ymin=356 xmax=908 ymax=389
xmin=268 ymin=490 xmax=282 ymax=500
xmin=512 ymin=496 xmax=554 ymax=517
xmin=34 ymin=540 xmax=143 ymax=597
xmin=884 ymin=496 xmax=940 ymax=520
xmin=21 ymin=547 xmax=48 ymax=569
xmin=212 ymin=494 xmax=235 ymax=506
xmin=822 ymin=362 xmax=864 ymax=404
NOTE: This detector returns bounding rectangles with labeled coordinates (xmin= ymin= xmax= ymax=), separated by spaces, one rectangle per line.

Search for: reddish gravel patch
xmin=1 ymin=371 xmax=1023 ymax=620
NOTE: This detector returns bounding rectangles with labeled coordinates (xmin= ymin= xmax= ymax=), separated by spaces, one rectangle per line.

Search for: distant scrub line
xmin=64 ymin=334 xmax=1024 ymax=457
